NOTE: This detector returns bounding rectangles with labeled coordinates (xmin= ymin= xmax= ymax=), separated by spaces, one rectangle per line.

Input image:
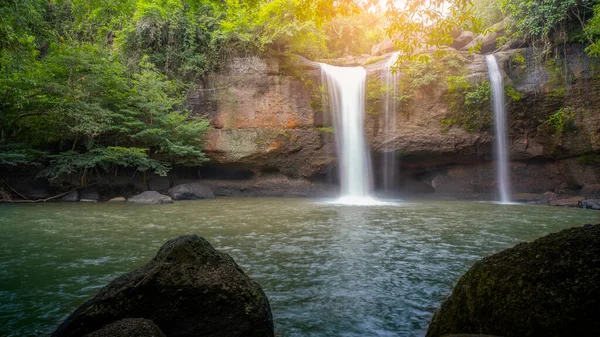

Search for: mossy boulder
xmin=426 ymin=224 xmax=600 ymax=337
xmin=52 ymin=235 xmax=274 ymax=337
xmin=84 ymin=318 xmax=164 ymax=337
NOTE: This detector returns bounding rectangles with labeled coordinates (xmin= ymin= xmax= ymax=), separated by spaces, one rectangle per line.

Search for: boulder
xmin=167 ymin=183 xmax=215 ymax=200
xmin=451 ymin=31 xmax=476 ymax=50
xmin=52 ymin=235 xmax=274 ymax=337
xmin=461 ymin=19 xmax=508 ymax=54
xmin=127 ymin=191 xmax=173 ymax=205
xmin=535 ymin=191 xmax=558 ymax=204
xmin=426 ymin=224 xmax=600 ymax=337
xmin=107 ymin=197 xmax=126 ymax=203
xmin=60 ymin=191 xmax=79 ymax=202
xmin=371 ymin=37 xmax=395 ymax=56
xmin=579 ymin=199 xmax=600 ymax=210
xmin=80 ymin=189 xmax=100 ymax=201
xmin=84 ymin=318 xmax=164 ymax=337
xmin=549 ymin=196 xmax=585 ymax=207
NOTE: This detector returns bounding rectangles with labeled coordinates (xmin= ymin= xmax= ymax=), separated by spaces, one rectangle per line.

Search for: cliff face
xmin=191 ymin=46 xmax=600 ymax=198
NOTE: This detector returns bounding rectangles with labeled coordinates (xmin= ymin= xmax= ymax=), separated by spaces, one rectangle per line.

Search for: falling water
xmin=381 ymin=52 xmax=401 ymax=194
xmin=320 ymin=63 xmax=374 ymax=204
xmin=486 ymin=54 xmax=512 ymax=203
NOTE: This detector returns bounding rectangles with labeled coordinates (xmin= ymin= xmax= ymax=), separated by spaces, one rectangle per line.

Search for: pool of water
xmin=0 ymin=198 xmax=598 ymax=337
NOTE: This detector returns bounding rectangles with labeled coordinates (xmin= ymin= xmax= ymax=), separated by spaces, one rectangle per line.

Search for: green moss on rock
xmin=426 ymin=224 xmax=600 ymax=337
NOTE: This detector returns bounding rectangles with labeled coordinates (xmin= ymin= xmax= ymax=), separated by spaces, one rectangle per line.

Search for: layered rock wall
xmin=190 ymin=47 xmax=600 ymax=198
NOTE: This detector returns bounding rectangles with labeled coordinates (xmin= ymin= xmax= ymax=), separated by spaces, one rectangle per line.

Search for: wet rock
xmin=451 ymin=31 xmax=476 ymax=50
xmin=60 ymin=191 xmax=79 ymax=202
xmin=579 ymin=199 xmax=600 ymax=210
xmin=549 ymin=196 xmax=585 ymax=207
xmin=84 ymin=318 xmax=164 ymax=337
xmin=127 ymin=191 xmax=173 ymax=205
xmin=52 ymin=235 xmax=273 ymax=337
xmin=168 ymin=182 xmax=215 ymax=200
xmin=80 ymin=189 xmax=100 ymax=201
xmin=107 ymin=197 xmax=126 ymax=203
xmin=535 ymin=191 xmax=558 ymax=204
xmin=426 ymin=224 xmax=600 ymax=337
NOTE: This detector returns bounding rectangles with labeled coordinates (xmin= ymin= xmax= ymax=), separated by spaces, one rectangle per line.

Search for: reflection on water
xmin=0 ymin=198 xmax=598 ymax=337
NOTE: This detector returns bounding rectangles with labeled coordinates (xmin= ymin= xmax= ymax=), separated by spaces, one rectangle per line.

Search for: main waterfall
xmin=320 ymin=63 xmax=374 ymax=204
xmin=486 ymin=54 xmax=512 ymax=203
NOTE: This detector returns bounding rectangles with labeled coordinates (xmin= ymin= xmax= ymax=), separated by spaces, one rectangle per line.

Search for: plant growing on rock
xmin=442 ymin=76 xmax=492 ymax=132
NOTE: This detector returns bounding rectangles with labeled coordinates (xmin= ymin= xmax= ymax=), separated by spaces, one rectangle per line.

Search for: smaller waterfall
xmin=486 ymin=54 xmax=512 ymax=203
xmin=320 ymin=63 xmax=374 ymax=204
xmin=381 ymin=52 xmax=400 ymax=195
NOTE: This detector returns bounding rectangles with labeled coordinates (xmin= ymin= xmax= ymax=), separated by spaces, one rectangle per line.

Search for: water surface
xmin=1 ymin=198 xmax=597 ymax=337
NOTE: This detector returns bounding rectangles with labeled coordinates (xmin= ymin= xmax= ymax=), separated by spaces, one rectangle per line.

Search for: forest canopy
xmin=2 ymin=0 xmax=600 ymax=184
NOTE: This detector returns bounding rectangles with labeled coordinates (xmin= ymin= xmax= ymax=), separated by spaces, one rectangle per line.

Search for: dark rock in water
xmin=80 ymin=189 xmax=100 ymax=201
xmin=168 ymin=182 xmax=215 ymax=200
xmin=84 ymin=318 xmax=164 ymax=337
xmin=127 ymin=191 xmax=173 ymax=205
xmin=52 ymin=235 xmax=274 ymax=337
xmin=578 ymin=199 xmax=600 ymax=210
xmin=60 ymin=191 xmax=79 ymax=202
xmin=426 ymin=224 xmax=600 ymax=337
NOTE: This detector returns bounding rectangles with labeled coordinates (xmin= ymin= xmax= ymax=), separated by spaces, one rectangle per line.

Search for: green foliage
xmin=314 ymin=126 xmax=334 ymax=133
xmin=470 ymin=0 xmax=504 ymax=28
xmin=505 ymin=85 xmax=522 ymax=101
xmin=0 ymin=144 xmax=44 ymax=166
xmin=37 ymin=147 xmax=170 ymax=180
xmin=539 ymin=106 xmax=576 ymax=137
xmin=584 ymin=4 xmax=600 ymax=56
xmin=500 ymin=0 xmax=597 ymax=55
xmin=1 ymin=40 xmax=209 ymax=181
xmin=386 ymin=0 xmax=481 ymax=62
xmin=577 ymin=153 xmax=600 ymax=165
xmin=324 ymin=10 xmax=386 ymax=57
xmin=442 ymin=76 xmax=492 ymax=132
xmin=397 ymin=49 xmax=468 ymax=101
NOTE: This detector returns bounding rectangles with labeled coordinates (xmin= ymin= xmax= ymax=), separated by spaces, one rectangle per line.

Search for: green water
xmin=0 ymin=198 xmax=598 ymax=337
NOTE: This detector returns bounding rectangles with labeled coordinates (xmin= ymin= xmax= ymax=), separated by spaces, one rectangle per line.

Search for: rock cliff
xmin=190 ymin=46 xmax=600 ymax=198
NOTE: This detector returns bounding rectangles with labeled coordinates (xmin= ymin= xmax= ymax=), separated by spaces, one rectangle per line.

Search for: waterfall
xmin=320 ymin=63 xmax=374 ymax=203
xmin=381 ymin=52 xmax=400 ymax=194
xmin=486 ymin=54 xmax=512 ymax=203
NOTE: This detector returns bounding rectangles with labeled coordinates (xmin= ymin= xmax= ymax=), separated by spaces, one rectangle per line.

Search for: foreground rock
xmin=127 ymin=191 xmax=173 ymax=205
xmin=52 ymin=235 xmax=273 ymax=337
xmin=84 ymin=318 xmax=164 ymax=337
xmin=426 ymin=224 xmax=600 ymax=337
xmin=167 ymin=182 xmax=215 ymax=200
